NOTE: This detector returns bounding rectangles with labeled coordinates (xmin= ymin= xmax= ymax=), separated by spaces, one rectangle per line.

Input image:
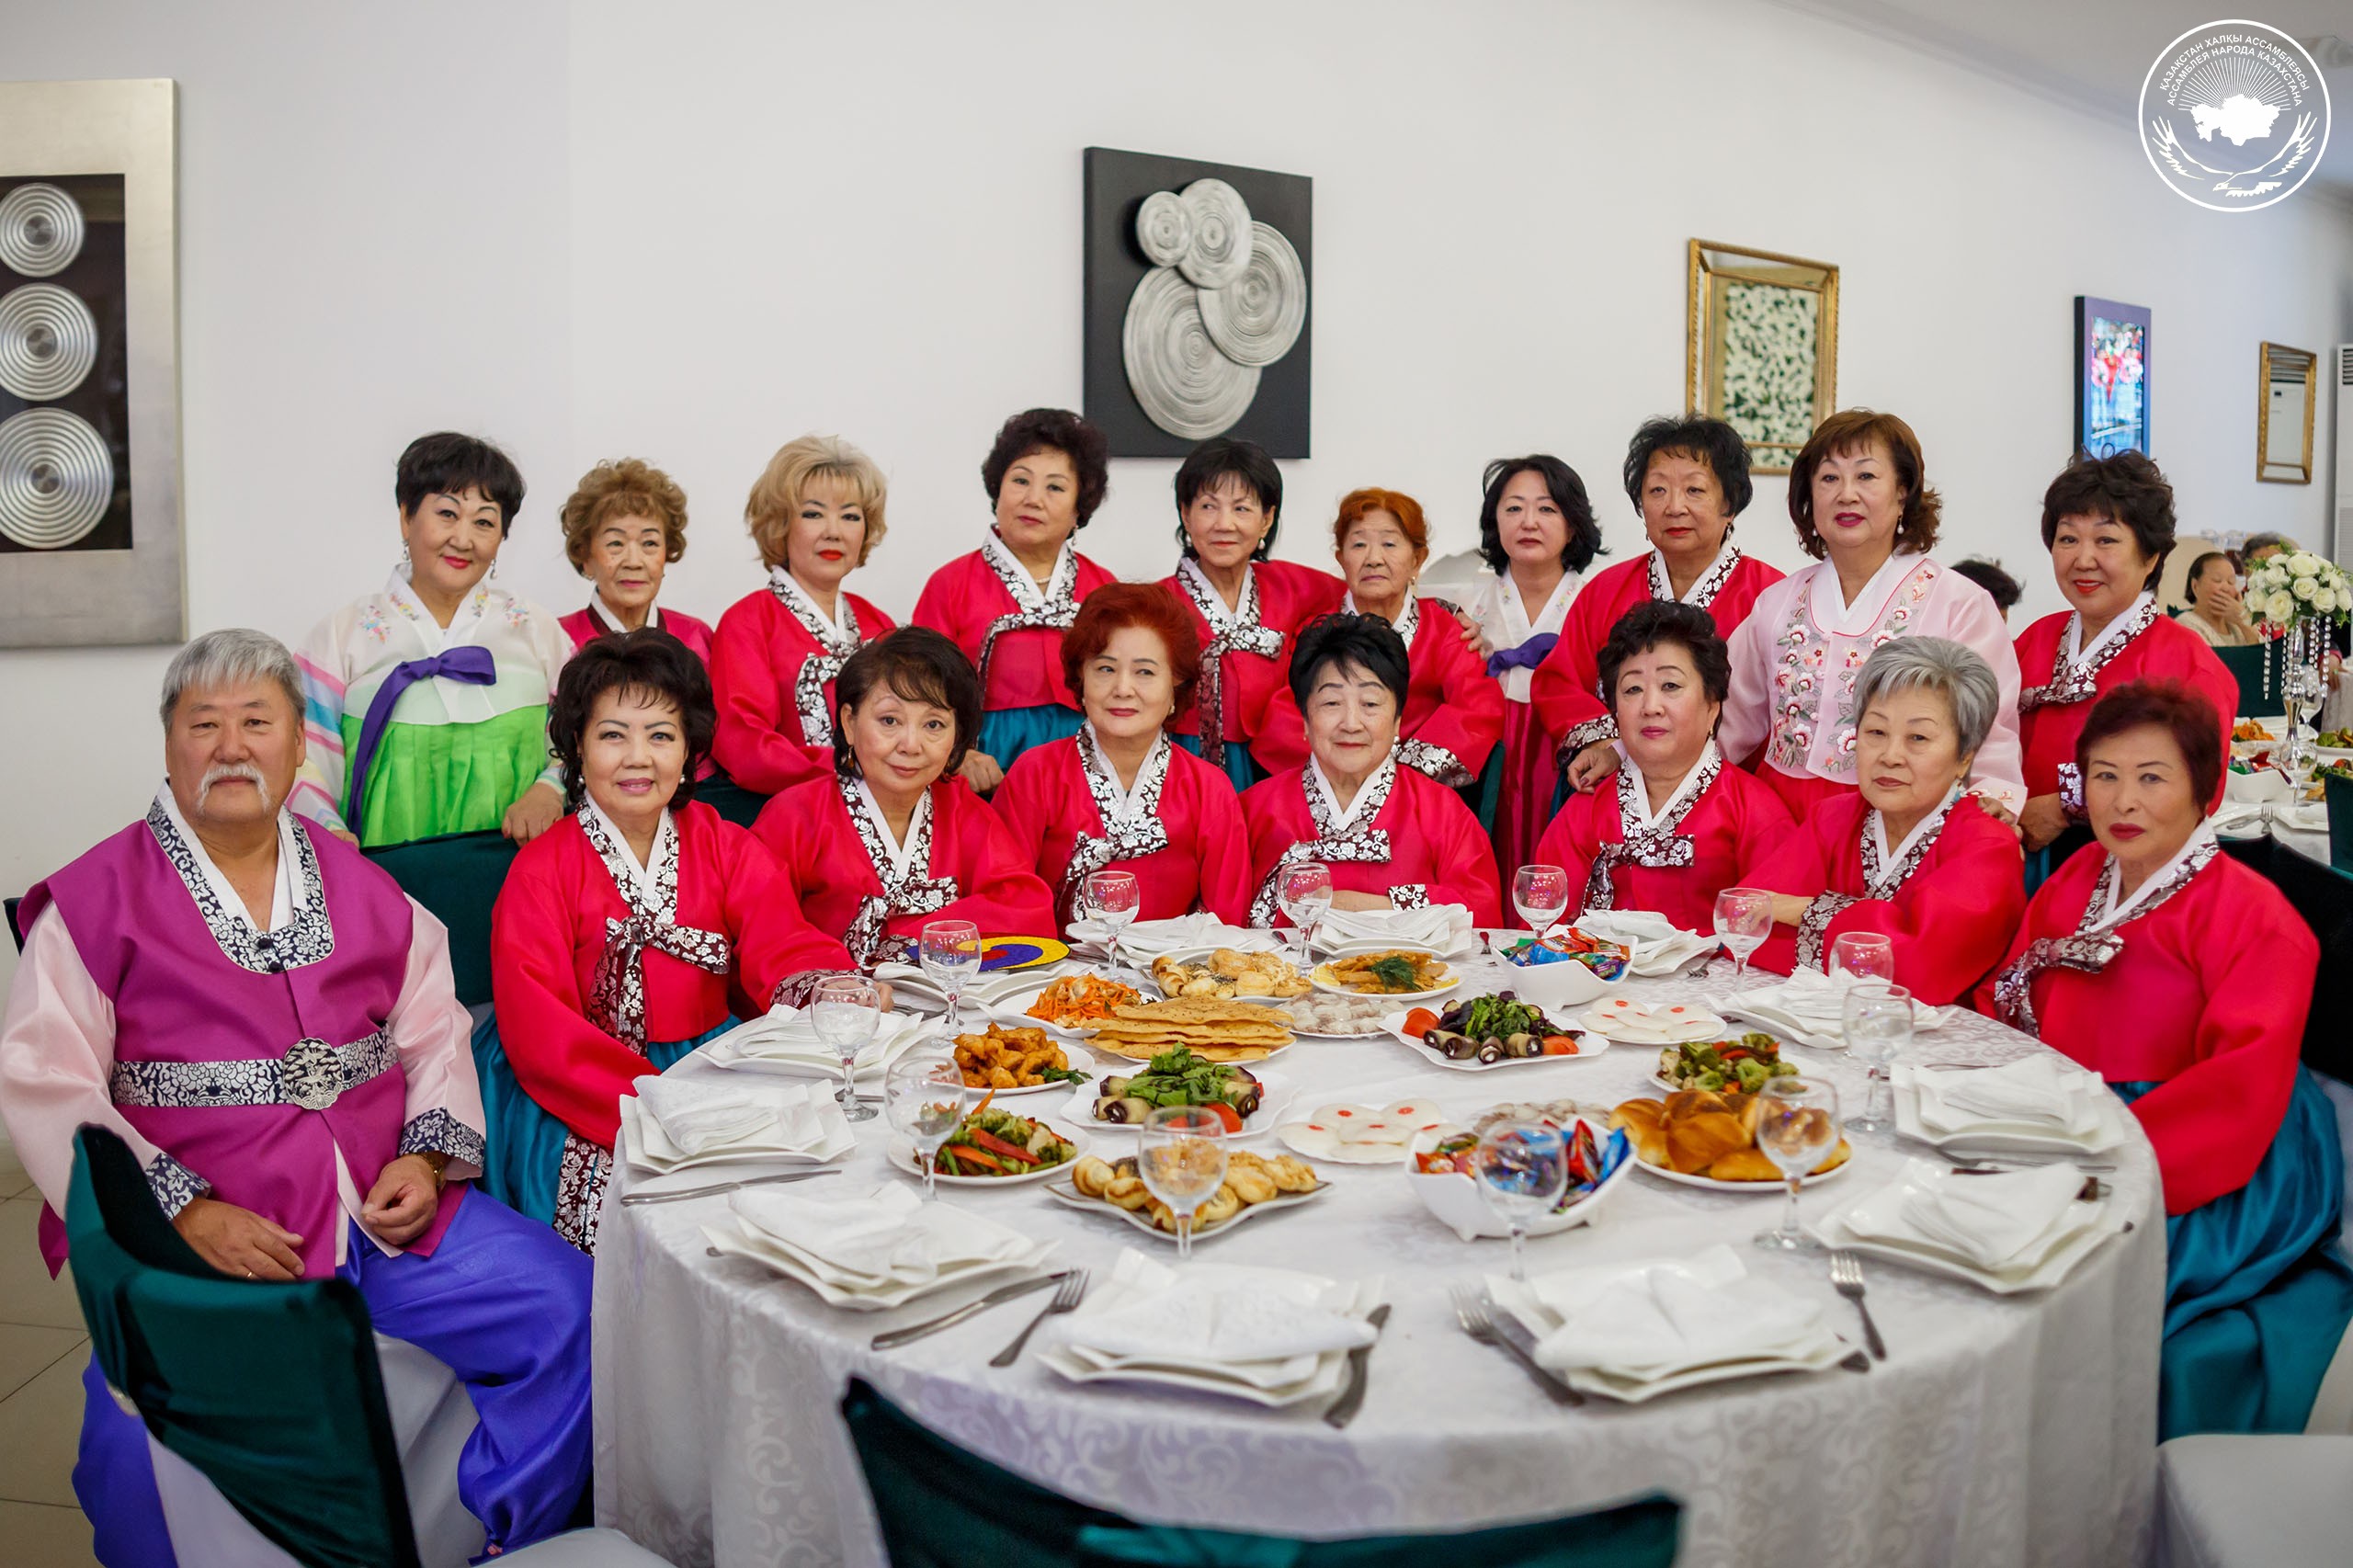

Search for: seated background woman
xmin=2178 ymin=550 xmax=2262 ymax=648
xmin=1159 ymin=437 xmax=1344 ymax=792
xmin=755 ymin=627 xmax=1055 ymax=967
xmin=292 ymin=431 xmax=572 ymax=848
xmin=2014 ymin=451 xmax=2236 ymax=858
xmin=1242 ymin=613 xmax=1502 ymax=926
xmin=486 ymin=631 xmax=851 ymax=1251
xmin=1254 ymin=488 xmax=1505 ymax=795
xmin=1748 ymin=638 xmax=2025 ymax=1005
xmin=993 ymin=583 xmax=1254 ymax=927
xmin=553 ymin=458 xmax=713 ymax=659
xmin=913 ymin=408 xmax=1118 ymax=792
xmin=1533 ymin=415 xmax=1783 ymax=794
xmin=1975 ymin=681 xmax=2353 ymax=1437
xmin=1535 ymin=601 xmax=1790 ymax=933
xmin=1464 ymin=455 xmax=1605 ymax=873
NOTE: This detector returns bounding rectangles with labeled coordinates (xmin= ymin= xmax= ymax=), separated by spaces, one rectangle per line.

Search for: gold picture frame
xmin=1687 ymin=240 xmax=1839 ymax=476
xmin=2256 ymin=341 xmax=2315 ymax=484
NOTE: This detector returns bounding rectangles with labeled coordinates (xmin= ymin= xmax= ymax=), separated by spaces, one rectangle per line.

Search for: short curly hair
xmin=745 ymin=434 xmax=888 ymax=572
xmin=397 ymin=431 xmax=526 ymax=537
xmin=981 ymin=408 xmax=1110 ymax=529
xmin=1622 ymin=415 xmax=1753 ymax=519
xmin=548 ymin=628 xmax=714 ymax=812
xmin=1060 ymin=582 xmax=1202 ymax=719
xmin=1597 ymin=599 xmax=1731 ymax=709
xmin=1787 ymin=408 xmax=1941 ymax=561
xmin=2040 ymin=450 xmax=2176 ymax=590
xmin=559 ymin=458 xmax=688 ymax=575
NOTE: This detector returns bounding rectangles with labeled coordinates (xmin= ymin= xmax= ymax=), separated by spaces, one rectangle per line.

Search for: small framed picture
xmin=2075 ymin=297 xmax=2151 ymax=458
xmin=1686 ymin=240 xmax=1838 ymax=476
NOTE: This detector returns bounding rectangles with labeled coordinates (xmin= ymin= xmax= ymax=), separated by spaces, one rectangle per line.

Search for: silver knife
xmin=1322 ymin=1303 xmax=1391 ymax=1428
xmin=870 ymin=1271 xmax=1069 ymax=1350
xmin=619 ymin=1169 xmax=840 ymax=1207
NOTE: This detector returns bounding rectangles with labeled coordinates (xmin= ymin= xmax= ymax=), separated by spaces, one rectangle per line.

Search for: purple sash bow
xmin=1485 ymin=632 xmax=1559 ymax=677
xmin=347 ymin=644 xmax=498 ymax=831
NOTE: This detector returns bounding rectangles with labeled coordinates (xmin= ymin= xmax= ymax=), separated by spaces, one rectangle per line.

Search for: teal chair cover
xmin=2210 ymin=640 xmax=2283 ymax=720
xmin=696 ymin=775 xmax=770 ymax=830
xmin=839 ymin=1378 xmax=1681 ymax=1568
xmin=364 ymin=829 xmax=519 ymax=1007
xmin=65 ymin=1126 xmax=422 ymax=1568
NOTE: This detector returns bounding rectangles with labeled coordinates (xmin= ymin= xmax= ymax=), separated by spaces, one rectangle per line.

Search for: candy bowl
xmin=1404 ymin=1113 xmax=1633 ymax=1242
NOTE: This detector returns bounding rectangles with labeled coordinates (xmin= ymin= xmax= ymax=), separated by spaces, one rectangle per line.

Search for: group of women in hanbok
xmin=276 ymin=403 xmax=2351 ymax=1443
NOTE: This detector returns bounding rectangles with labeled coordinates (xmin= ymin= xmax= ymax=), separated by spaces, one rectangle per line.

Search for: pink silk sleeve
xmin=1946 ymin=585 xmax=2027 ymax=812
xmin=386 ymin=900 xmax=486 ymax=1178
xmin=1716 ymin=599 xmax=1777 ymax=770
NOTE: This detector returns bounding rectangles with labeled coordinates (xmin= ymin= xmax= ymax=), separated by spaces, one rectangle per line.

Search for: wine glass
xmin=811 ymin=974 xmax=881 ymax=1123
xmin=1828 ymin=932 xmax=1895 ymax=989
xmin=1712 ymin=887 xmax=1774 ymax=983
xmin=885 ymin=1056 xmax=965 ymax=1200
xmin=1754 ymin=1078 xmax=1841 ymax=1251
xmin=1841 ymin=983 xmax=1912 ymax=1134
xmin=1472 ymin=1120 xmax=1568 ymax=1282
xmin=1084 ymin=869 xmax=1142 ymax=980
xmin=1137 ymin=1105 xmax=1230 ymax=1262
xmin=1512 ymin=864 xmax=1571 ymax=939
xmin=1277 ymin=861 xmax=1334 ymax=967
xmin=919 ymin=920 xmax=982 ymax=1032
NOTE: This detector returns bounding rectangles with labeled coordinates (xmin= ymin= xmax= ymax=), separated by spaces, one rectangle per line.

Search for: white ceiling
xmin=1771 ymin=0 xmax=2353 ymax=197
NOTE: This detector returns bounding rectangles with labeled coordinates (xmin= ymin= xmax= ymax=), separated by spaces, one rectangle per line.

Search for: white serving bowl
xmin=1487 ymin=955 xmax=1617 ymax=1013
xmin=1404 ymin=1115 xmax=1633 ymax=1241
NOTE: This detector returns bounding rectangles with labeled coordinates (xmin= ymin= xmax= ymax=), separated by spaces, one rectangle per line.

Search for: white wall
xmin=4 ymin=0 xmax=2351 ymax=1007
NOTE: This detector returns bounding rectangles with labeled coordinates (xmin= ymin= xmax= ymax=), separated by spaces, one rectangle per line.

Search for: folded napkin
xmin=873 ymin=962 xmax=1035 ymax=1006
xmin=1067 ymin=913 xmax=1275 ymax=958
xmin=1063 ymin=1253 xmax=1374 ymax=1364
xmin=1573 ymin=910 xmax=1684 ymax=949
xmin=2226 ymin=767 xmax=2291 ymax=805
xmin=1875 ymin=1160 xmax=2088 ymax=1269
xmin=1522 ymin=1244 xmax=1832 ymax=1379
xmin=632 ymin=1076 xmax=781 ymax=1156
xmin=1915 ymin=1056 xmax=2094 ymax=1137
xmin=1316 ymin=903 xmax=1472 ymax=952
xmin=729 ymin=1183 xmax=1032 ymax=1289
xmin=711 ymin=1010 xmax=925 ymax=1077
xmin=1721 ymin=966 xmax=1950 ymax=1033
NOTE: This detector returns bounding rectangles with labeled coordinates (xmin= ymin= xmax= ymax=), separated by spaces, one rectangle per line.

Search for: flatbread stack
xmin=1086 ymin=997 xmax=1294 ymax=1062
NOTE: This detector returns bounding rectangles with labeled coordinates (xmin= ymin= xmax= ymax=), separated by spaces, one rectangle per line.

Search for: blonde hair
xmin=558 ymin=458 xmax=688 ymax=574
xmin=745 ymin=434 xmax=888 ymax=570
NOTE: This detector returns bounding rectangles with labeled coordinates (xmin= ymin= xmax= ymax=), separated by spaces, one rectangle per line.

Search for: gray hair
xmin=159 ymin=629 xmax=306 ymax=730
xmin=1852 ymin=636 xmax=1998 ymax=759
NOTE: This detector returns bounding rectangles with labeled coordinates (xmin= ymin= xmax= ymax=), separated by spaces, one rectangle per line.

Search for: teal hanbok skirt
xmin=472 ymin=1012 xmax=736 ymax=1227
xmin=979 ymin=704 xmax=1086 ymax=785
xmin=2118 ymin=1068 xmax=2353 ymax=1437
xmin=1174 ymin=731 xmax=1265 ymax=793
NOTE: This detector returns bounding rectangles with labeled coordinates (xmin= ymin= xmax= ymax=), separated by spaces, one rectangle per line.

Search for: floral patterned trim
xmin=975 ymin=530 xmax=1080 ymax=699
xmin=108 ymin=1028 xmax=395 ymax=1110
xmin=398 ymin=1108 xmax=486 ymax=1172
xmin=1792 ymin=893 xmax=1860 ymax=970
xmin=552 ymin=1138 xmax=611 ymax=1254
xmin=1989 ymin=835 xmax=2219 ymax=1035
xmin=1174 ymin=562 xmax=1281 ymax=770
xmin=1391 ymin=884 xmax=1431 ymax=909
xmin=1061 ymin=730 xmax=1173 ymax=917
xmin=1394 ymin=736 xmax=1473 ymax=790
xmin=1765 ymin=558 xmax=1941 ymax=782
xmin=768 ymin=571 xmax=862 ymax=747
xmin=145 ymin=801 xmax=335 ymax=975
xmin=578 ymin=809 xmax=732 ymax=1051
xmin=1582 ymin=751 xmax=1720 ymax=912
xmin=2018 ymin=597 xmax=2160 ymax=713
xmin=2056 ymin=763 xmax=2086 ymax=821
xmin=1650 ymin=544 xmax=1743 ymax=610
xmin=1246 ymin=758 xmax=1399 ymax=926
xmin=836 ymin=777 xmax=958 ymax=967
xmin=145 ymin=1151 xmax=210 ymax=1219
xmin=1554 ymin=714 xmax=1620 ymax=769
xmin=1859 ymin=803 xmax=1949 ymax=900
xmin=770 ymin=970 xmax=833 ymax=1010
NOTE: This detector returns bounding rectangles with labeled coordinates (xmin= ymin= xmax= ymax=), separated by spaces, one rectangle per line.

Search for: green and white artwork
xmin=1716 ymin=281 xmax=1820 ymax=450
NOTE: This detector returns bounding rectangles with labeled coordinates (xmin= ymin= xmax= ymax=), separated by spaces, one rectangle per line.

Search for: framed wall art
xmin=1083 ymin=147 xmax=1311 ymax=459
xmin=0 ymin=77 xmax=182 ymax=648
xmin=1686 ymin=240 xmax=1838 ymax=476
xmin=2074 ymin=296 xmax=2150 ymax=459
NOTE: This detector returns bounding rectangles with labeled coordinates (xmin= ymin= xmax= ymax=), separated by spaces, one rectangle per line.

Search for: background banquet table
xmin=592 ymin=954 xmax=2165 ymax=1568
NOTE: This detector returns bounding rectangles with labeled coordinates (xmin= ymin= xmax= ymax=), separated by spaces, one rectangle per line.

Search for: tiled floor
xmin=0 ymin=1147 xmax=100 ymax=1567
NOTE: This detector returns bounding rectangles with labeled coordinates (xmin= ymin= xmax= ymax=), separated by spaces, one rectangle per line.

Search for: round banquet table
xmin=591 ymin=954 xmax=2165 ymax=1568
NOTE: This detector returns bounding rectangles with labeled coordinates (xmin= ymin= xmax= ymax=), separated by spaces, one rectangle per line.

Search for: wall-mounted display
xmin=2256 ymin=341 xmax=2315 ymax=484
xmin=0 ymin=78 xmax=180 ymax=648
xmin=1686 ymin=240 xmax=1838 ymax=476
xmin=1083 ymin=147 xmax=1311 ymax=458
xmin=2074 ymin=296 xmax=2151 ymax=459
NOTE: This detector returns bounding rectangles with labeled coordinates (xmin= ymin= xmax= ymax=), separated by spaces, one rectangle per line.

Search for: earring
xmin=399 ymin=542 xmax=410 ymax=568
xmin=488 ymin=560 xmax=499 ymax=580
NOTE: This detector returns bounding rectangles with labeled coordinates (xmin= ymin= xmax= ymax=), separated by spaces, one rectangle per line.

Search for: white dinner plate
xmin=1484 ymin=1275 xmax=1851 ymax=1402
xmin=1311 ymin=954 xmax=1461 ymax=1006
xmin=1379 ymin=1009 xmax=1608 ymax=1072
xmin=1630 ymin=1149 xmax=1855 ymax=1193
xmin=618 ymin=1096 xmax=858 ymax=1176
xmin=1893 ymin=1074 xmax=2129 ymax=1157
xmin=1272 ymin=1098 xmax=1452 ymax=1165
xmin=1315 ymin=931 xmax=1481 ymax=962
xmin=1066 ymin=1065 xmax=1296 ymax=1140
xmin=981 ymin=972 xmax=1148 ymax=1040
xmin=887 ymin=1119 xmax=1091 ymax=1187
xmin=1578 ymin=997 xmax=1727 ymax=1045
xmin=1805 ymin=1197 xmax=2124 ymax=1295
xmin=1034 ymin=1275 xmax=1380 ymax=1406
xmin=941 ymin=1039 xmax=1100 ymax=1098
xmin=702 ymin=1219 xmax=1056 ymax=1312
xmin=1041 ymin=1176 xmax=1332 ymax=1241
xmin=1137 ymin=946 xmax=1317 ymax=1003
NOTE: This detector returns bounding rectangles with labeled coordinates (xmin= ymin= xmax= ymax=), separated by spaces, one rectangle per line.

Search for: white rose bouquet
xmin=2245 ymin=550 xmax=2352 ymax=631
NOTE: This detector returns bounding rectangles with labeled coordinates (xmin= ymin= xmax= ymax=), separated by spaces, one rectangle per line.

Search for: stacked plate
xmin=705 ymin=1183 xmax=1057 ymax=1311
xmin=1809 ymin=1158 xmax=2123 ymax=1293
xmin=1313 ymin=903 xmax=1478 ymax=960
xmin=1488 ymin=1244 xmax=1848 ymax=1401
xmin=1066 ymin=914 xmax=1280 ymax=962
xmin=873 ymin=962 xmax=1059 ymax=1017
xmin=1714 ymin=971 xmax=1954 ymax=1051
xmin=699 ymin=1009 xmax=935 ymax=1086
xmin=1036 ymin=1249 xmax=1383 ymax=1406
xmin=619 ymin=1079 xmax=858 ymax=1176
xmin=1893 ymin=1057 xmax=2129 ymax=1158
xmin=1570 ymin=912 xmax=1717 ymax=977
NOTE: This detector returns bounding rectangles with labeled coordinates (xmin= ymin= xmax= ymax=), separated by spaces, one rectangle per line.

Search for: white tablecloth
xmin=592 ymin=958 xmax=2165 ymax=1568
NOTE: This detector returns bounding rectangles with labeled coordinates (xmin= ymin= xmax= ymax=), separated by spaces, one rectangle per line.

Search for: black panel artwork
xmin=0 ymin=174 xmax=131 ymax=555
xmin=1083 ymin=147 xmax=1311 ymax=459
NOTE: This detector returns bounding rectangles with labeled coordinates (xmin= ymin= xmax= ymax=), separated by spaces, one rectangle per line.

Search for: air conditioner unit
xmin=2336 ymin=345 xmax=2353 ymax=562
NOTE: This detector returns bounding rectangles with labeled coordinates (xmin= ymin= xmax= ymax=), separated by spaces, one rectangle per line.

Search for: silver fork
xmin=1829 ymin=1251 xmax=1886 ymax=1360
xmin=988 ymin=1269 xmax=1088 ymax=1367
xmin=1449 ymin=1285 xmax=1580 ymax=1404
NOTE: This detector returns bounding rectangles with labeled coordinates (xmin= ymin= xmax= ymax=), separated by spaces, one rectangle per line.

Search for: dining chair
xmin=839 ymin=1376 xmax=1681 ymax=1568
xmin=63 ymin=1125 xmax=670 ymax=1568
xmin=2154 ymin=1433 xmax=2353 ymax=1567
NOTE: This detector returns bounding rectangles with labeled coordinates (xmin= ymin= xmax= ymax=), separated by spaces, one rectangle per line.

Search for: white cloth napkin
xmin=1315 ymin=903 xmax=1472 ymax=952
xmin=1522 ymin=1244 xmax=1833 ymax=1379
xmin=1915 ymin=1057 xmax=2095 ymax=1136
xmin=1574 ymin=909 xmax=1683 ymax=949
xmin=632 ymin=1076 xmax=783 ymax=1156
xmin=1063 ymin=1254 xmax=1374 ymax=1363
xmin=2225 ymin=767 xmax=2291 ymax=805
xmin=1881 ymin=1161 xmax=2088 ymax=1269
xmin=1067 ymin=913 xmax=1275 ymax=957
xmin=728 ymin=1183 xmax=1032 ymax=1289
xmin=710 ymin=1010 xmax=923 ymax=1077
xmin=1722 ymin=966 xmax=1950 ymax=1033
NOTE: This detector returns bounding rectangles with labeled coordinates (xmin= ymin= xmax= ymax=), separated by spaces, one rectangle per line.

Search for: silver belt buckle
xmin=281 ymin=1036 xmax=343 ymax=1112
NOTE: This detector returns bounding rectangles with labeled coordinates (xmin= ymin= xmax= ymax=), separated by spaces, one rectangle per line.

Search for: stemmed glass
xmin=1084 ymin=869 xmax=1142 ymax=980
xmin=1828 ymin=932 xmax=1895 ymax=989
xmin=1712 ymin=887 xmax=1774 ymax=983
xmin=885 ymin=1056 xmax=965 ymax=1200
xmin=1277 ymin=861 xmax=1334 ymax=968
xmin=1512 ymin=864 xmax=1570 ymax=939
xmin=1472 ymin=1120 xmax=1567 ymax=1282
xmin=1754 ymin=1078 xmax=1841 ymax=1251
xmin=1842 ymin=983 xmax=1913 ymax=1134
xmin=810 ymin=974 xmax=881 ymax=1123
xmin=1137 ymin=1105 xmax=1230 ymax=1262
xmin=919 ymin=919 xmax=982 ymax=1033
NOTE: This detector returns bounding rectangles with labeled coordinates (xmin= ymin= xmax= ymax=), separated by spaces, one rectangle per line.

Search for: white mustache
xmin=196 ymin=761 xmax=271 ymax=811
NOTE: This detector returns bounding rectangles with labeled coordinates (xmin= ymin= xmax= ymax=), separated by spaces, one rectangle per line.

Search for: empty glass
xmin=811 ymin=974 xmax=881 ymax=1123
xmin=1137 ymin=1104 xmax=1230 ymax=1261
xmin=1472 ymin=1120 xmax=1568 ymax=1282
xmin=885 ymin=1056 xmax=966 ymax=1200
xmin=1084 ymin=869 xmax=1142 ymax=979
xmin=919 ymin=919 xmax=982 ymax=1032
xmin=1842 ymin=982 xmax=1913 ymax=1133
xmin=1713 ymin=887 xmax=1774 ymax=983
xmin=1754 ymin=1078 xmax=1842 ymax=1251
xmin=1277 ymin=861 xmax=1334 ymax=966
xmin=1512 ymin=864 xmax=1571 ymax=938
xmin=1829 ymin=932 xmax=1895 ymax=988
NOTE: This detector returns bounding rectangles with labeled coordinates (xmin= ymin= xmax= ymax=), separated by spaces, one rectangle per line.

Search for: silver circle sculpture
xmin=1123 ymin=179 xmax=1305 ymax=440
xmin=0 ymin=183 xmax=86 ymax=278
xmin=0 ymin=283 xmax=99 ymax=401
xmin=0 ymin=405 xmax=115 ymax=550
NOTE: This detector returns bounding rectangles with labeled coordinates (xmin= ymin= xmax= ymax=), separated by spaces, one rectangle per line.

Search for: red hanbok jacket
xmin=1533 ymin=746 xmax=1791 ymax=934
xmin=1252 ymin=597 xmax=1506 ymax=787
xmin=1159 ymin=559 xmax=1346 ymax=754
xmin=557 ymin=604 xmax=716 ymax=663
xmin=910 ymin=543 xmax=1118 ymax=715
xmin=1240 ymin=759 xmax=1503 ymax=926
xmin=992 ymin=733 xmax=1256 ymax=926
xmin=708 ymin=582 xmax=895 ymax=796
xmin=2014 ymin=606 xmax=2237 ymax=810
